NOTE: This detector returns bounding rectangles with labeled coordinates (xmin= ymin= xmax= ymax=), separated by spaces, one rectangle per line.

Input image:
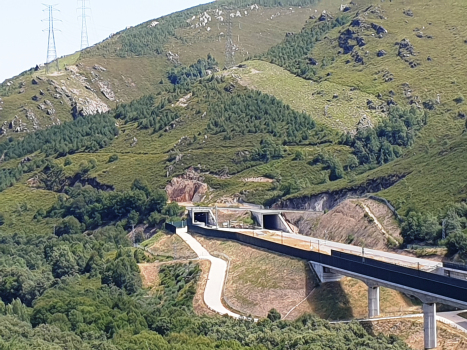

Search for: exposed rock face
xmin=9 ymin=115 xmax=28 ymax=133
xmin=49 ymin=75 xmax=110 ymax=118
xmin=72 ymin=98 xmax=110 ymax=118
xmin=273 ymin=174 xmax=406 ymax=211
xmin=166 ymin=51 xmax=180 ymax=65
xmin=282 ymin=199 xmax=402 ymax=250
xmin=356 ymin=37 xmax=366 ymax=47
xmin=308 ymin=57 xmax=318 ymax=66
xmin=351 ymin=50 xmax=365 ymax=64
xmin=166 ymin=168 xmax=208 ymax=203
xmin=318 ymin=12 xmax=332 ymax=21
xmin=97 ymin=81 xmax=115 ymax=101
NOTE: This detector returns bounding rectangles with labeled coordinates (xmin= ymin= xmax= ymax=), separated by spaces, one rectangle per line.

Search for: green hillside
xmin=1 ymin=0 xmax=467 ymax=248
xmin=2 ymin=0 xmax=467 ymax=346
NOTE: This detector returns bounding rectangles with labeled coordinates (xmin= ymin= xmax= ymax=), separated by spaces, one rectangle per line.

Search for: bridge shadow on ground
xmin=308 ymin=280 xmax=354 ymax=321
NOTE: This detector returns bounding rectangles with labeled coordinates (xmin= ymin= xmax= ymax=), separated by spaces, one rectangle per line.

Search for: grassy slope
xmin=3 ymin=0 xmax=467 ymax=230
xmin=233 ymin=59 xmax=385 ymax=131
xmin=225 ymin=0 xmax=467 ymax=214
xmin=168 ymin=0 xmax=344 ymax=67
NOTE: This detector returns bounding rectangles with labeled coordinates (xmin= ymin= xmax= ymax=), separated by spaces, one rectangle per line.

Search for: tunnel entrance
xmin=194 ymin=212 xmax=208 ymax=224
xmin=263 ymin=214 xmax=283 ymax=231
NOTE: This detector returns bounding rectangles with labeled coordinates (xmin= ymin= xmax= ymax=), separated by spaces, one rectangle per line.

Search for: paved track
xmin=438 ymin=311 xmax=467 ymax=332
xmin=176 ymin=230 xmax=242 ymax=319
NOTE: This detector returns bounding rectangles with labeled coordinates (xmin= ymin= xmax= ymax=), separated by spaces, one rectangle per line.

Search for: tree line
xmin=342 ymin=106 xmax=427 ymax=166
xmin=262 ymin=15 xmax=350 ymax=79
xmin=207 ymin=88 xmax=317 ymax=145
xmin=45 ymin=179 xmax=184 ymax=232
xmin=0 ymin=114 xmax=118 ymax=161
xmin=402 ymin=202 xmax=467 ymax=258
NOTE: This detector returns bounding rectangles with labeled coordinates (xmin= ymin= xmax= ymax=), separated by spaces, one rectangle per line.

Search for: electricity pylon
xmin=78 ymin=0 xmax=90 ymax=50
xmin=42 ymin=4 xmax=60 ymax=74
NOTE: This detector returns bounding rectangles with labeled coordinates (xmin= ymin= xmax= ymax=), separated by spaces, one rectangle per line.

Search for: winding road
xmin=176 ymin=229 xmax=243 ymax=319
xmin=176 ymin=228 xmax=467 ymax=333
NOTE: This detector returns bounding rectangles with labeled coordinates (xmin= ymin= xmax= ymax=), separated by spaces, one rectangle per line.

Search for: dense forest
xmin=45 ymin=179 xmax=183 ymax=231
xmin=263 ymin=15 xmax=350 ymax=79
xmin=342 ymin=106 xmax=427 ymax=165
xmin=207 ymin=89 xmax=317 ymax=144
xmin=0 ymin=171 xmax=411 ymax=349
xmin=0 ymin=226 xmax=411 ymax=349
xmin=168 ymin=55 xmax=219 ymax=85
xmin=0 ymin=114 xmax=118 ymax=161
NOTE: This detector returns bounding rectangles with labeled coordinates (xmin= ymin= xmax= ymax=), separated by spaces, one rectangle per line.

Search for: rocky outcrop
xmin=339 ymin=28 xmax=357 ymax=54
xmin=377 ymin=50 xmax=387 ymax=57
xmin=398 ymin=39 xmax=419 ymax=68
xmin=72 ymin=98 xmax=110 ymax=118
xmin=371 ymin=23 xmax=388 ymax=36
xmin=318 ymin=11 xmax=333 ymax=21
xmin=97 ymin=81 xmax=115 ymax=101
xmin=273 ymin=174 xmax=407 ymax=211
xmin=166 ymin=168 xmax=208 ymax=203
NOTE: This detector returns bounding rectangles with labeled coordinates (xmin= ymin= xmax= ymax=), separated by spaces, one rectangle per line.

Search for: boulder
xmin=357 ymin=37 xmax=366 ymax=47
xmin=308 ymin=57 xmax=318 ymax=66
xmin=377 ymin=50 xmax=387 ymax=57
xmin=351 ymin=51 xmax=364 ymax=64
xmin=93 ymin=64 xmax=107 ymax=72
xmin=371 ymin=23 xmax=388 ymax=35
xmin=319 ymin=11 xmax=333 ymax=21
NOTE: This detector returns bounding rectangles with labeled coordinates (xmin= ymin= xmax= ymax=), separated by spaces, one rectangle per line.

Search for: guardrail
xmin=188 ymin=223 xmax=467 ymax=305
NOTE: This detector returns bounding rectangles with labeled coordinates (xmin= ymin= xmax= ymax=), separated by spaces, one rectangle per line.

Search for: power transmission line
xmin=78 ymin=0 xmax=90 ymax=50
xmin=224 ymin=14 xmax=235 ymax=69
xmin=42 ymin=4 xmax=61 ymax=74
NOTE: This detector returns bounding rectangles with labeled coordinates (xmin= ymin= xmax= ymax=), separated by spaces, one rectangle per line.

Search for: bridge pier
xmin=423 ymin=302 xmax=437 ymax=349
xmin=367 ymin=285 xmax=380 ymax=318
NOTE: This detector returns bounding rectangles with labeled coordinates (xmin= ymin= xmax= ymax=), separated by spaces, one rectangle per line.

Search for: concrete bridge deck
xmin=187 ymin=214 xmax=467 ymax=349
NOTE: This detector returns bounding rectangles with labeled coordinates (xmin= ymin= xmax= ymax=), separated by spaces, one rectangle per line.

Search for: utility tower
xmin=224 ymin=14 xmax=235 ymax=69
xmin=78 ymin=0 xmax=90 ymax=50
xmin=43 ymin=4 xmax=60 ymax=74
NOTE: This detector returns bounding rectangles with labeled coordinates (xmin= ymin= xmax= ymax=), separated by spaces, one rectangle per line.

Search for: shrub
xmin=64 ymin=157 xmax=72 ymax=166
xmin=267 ymin=308 xmax=281 ymax=322
xmin=108 ymin=154 xmax=119 ymax=163
xmin=454 ymin=94 xmax=465 ymax=104
xmin=55 ymin=216 xmax=82 ymax=237
xmin=293 ymin=150 xmax=304 ymax=161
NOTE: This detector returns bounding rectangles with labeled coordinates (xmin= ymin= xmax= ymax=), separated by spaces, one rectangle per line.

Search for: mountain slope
xmin=1 ymin=0 xmax=467 ymax=253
